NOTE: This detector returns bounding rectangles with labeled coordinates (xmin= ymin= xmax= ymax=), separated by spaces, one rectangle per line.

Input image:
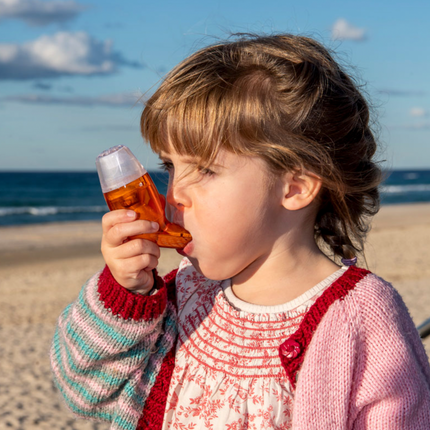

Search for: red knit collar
xmin=278 ymin=265 xmax=370 ymax=389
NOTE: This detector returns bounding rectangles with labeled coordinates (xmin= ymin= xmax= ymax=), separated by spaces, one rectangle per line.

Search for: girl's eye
xmin=197 ymin=166 xmax=215 ymax=176
xmin=158 ymin=161 xmax=173 ymax=172
xmin=158 ymin=160 xmax=214 ymax=178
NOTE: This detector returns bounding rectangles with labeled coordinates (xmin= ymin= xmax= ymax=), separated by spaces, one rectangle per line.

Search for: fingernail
xmin=127 ymin=211 xmax=136 ymax=218
xmin=151 ymin=222 xmax=159 ymax=231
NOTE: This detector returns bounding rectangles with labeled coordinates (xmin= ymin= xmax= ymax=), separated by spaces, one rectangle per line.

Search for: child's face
xmin=159 ymin=147 xmax=287 ymax=281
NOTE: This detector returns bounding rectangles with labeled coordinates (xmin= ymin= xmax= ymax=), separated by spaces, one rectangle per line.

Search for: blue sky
xmin=0 ymin=0 xmax=429 ymax=171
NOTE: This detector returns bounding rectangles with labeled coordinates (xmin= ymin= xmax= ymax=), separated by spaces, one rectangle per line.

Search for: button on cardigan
xmin=50 ymin=258 xmax=430 ymax=429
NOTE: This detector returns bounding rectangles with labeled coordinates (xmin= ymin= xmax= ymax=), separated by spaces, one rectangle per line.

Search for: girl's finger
xmin=105 ymin=220 xmax=159 ymax=247
xmin=115 ymin=238 xmax=161 ymax=260
xmin=116 ymin=254 xmax=159 ymax=284
xmin=102 ymin=209 xmax=137 ymax=233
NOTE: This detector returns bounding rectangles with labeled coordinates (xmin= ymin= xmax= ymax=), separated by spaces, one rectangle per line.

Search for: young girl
xmin=50 ymin=34 xmax=430 ymax=429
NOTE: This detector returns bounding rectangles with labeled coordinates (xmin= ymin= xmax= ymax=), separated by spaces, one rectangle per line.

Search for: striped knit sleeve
xmin=50 ymin=266 xmax=177 ymax=429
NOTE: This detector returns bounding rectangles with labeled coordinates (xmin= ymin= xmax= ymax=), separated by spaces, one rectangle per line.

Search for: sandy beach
xmin=1 ymin=203 xmax=430 ymax=429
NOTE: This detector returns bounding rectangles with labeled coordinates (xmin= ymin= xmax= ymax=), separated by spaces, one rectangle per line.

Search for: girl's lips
xmin=177 ymin=240 xmax=193 ymax=256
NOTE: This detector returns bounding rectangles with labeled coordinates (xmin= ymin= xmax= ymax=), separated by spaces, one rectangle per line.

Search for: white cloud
xmin=331 ymin=18 xmax=366 ymax=41
xmin=0 ymin=0 xmax=87 ymax=26
xmin=0 ymin=32 xmax=142 ymax=80
xmin=3 ymin=92 xmax=145 ymax=107
xmin=410 ymin=107 xmax=427 ymax=117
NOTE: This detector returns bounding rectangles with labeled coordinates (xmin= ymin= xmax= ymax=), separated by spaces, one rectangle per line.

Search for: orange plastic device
xmin=96 ymin=145 xmax=191 ymax=249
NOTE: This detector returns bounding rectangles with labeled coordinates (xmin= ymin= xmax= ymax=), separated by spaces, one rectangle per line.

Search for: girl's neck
xmin=231 ymin=238 xmax=340 ymax=307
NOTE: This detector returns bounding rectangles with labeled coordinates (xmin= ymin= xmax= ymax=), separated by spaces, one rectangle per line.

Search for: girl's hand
xmin=101 ymin=210 xmax=160 ymax=295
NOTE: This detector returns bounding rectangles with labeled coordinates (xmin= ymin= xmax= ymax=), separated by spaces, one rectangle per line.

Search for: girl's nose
xmin=166 ymin=179 xmax=190 ymax=209
xmin=166 ymin=185 xmax=180 ymax=208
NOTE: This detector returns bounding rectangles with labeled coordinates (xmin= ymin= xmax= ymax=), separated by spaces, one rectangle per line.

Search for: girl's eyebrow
xmin=158 ymin=151 xmax=171 ymax=159
xmin=158 ymin=153 xmax=171 ymax=161
xmin=158 ymin=152 xmax=224 ymax=169
xmin=158 ymin=152 xmax=196 ymax=163
xmin=157 ymin=152 xmax=191 ymax=163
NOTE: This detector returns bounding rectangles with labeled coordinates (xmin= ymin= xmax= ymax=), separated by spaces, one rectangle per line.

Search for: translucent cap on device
xmin=96 ymin=145 xmax=147 ymax=193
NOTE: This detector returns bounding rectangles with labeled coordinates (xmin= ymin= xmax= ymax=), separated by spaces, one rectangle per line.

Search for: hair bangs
xmin=141 ymin=64 xmax=286 ymax=167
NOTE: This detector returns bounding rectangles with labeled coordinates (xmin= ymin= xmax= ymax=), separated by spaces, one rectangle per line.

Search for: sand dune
xmin=0 ymin=203 xmax=429 ymax=429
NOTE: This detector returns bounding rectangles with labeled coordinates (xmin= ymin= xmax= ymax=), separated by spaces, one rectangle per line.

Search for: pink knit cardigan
xmin=287 ymin=269 xmax=430 ymax=428
xmin=54 ymin=264 xmax=430 ymax=429
xmin=128 ymin=265 xmax=430 ymax=428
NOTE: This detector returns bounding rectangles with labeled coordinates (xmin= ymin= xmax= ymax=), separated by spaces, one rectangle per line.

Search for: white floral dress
xmin=162 ymin=259 xmax=347 ymax=430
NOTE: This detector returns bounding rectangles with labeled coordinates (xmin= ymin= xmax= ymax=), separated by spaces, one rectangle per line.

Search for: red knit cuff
xmin=97 ymin=265 xmax=167 ymax=321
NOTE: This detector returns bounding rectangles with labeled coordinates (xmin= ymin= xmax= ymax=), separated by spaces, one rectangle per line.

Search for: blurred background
xmin=0 ymin=0 xmax=429 ymax=226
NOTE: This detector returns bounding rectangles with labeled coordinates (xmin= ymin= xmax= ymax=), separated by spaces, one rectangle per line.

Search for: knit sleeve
xmin=50 ymin=266 xmax=178 ymax=429
xmin=292 ymin=273 xmax=430 ymax=430
xmin=350 ymin=274 xmax=430 ymax=429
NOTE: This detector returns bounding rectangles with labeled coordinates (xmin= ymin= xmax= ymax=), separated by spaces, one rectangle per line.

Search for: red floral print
xmin=162 ymin=259 xmax=345 ymax=430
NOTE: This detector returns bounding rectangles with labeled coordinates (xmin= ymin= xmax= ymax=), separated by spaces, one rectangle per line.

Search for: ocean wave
xmin=381 ymin=184 xmax=430 ymax=194
xmin=403 ymin=173 xmax=419 ymax=180
xmin=0 ymin=206 xmax=107 ymax=217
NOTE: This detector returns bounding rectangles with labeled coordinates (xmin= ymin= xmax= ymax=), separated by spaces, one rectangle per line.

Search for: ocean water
xmin=0 ymin=169 xmax=429 ymax=226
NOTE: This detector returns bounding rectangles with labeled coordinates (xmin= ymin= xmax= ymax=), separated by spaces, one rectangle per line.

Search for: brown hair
xmin=141 ymin=33 xmax=382 ymax=260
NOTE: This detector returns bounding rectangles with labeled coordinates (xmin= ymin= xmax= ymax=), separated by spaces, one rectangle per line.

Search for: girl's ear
xmin=281 ymin=171 xmax=322 ymax=211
